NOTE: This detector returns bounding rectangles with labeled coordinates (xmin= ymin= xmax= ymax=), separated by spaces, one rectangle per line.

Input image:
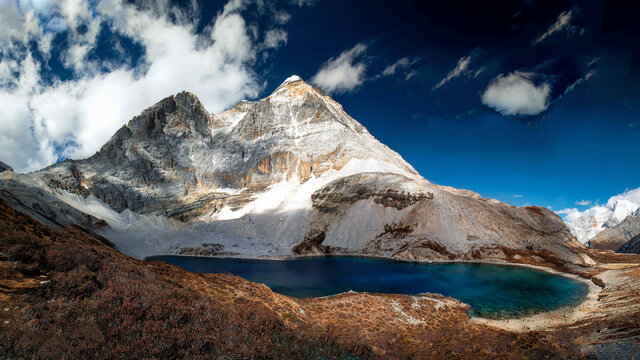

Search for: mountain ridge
xmin=1 ymin=76 xmax=593 ymax=267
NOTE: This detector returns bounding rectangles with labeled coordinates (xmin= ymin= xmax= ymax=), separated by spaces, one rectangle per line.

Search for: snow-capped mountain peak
xmin=5 ymin=76 xmax=592 ymax=266
xmin=280 ymin=74 xmax=304 ymax=86
xmin=561 ymin=188 xmax=640 ymax=245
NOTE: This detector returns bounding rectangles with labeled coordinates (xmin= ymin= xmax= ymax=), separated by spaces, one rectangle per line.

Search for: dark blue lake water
xmin=148 ymin=255 xmax=589 ymax=319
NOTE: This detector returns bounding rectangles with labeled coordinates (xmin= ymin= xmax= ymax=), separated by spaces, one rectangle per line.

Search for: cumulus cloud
xmin=311 ymin=43 xmax=368 ymax=94
xmin=0 ymin=0 xmax=273 ymax=172
xmin=481 ymin=71 xmax=551 ymax=116
xmin=533 ymin=10 xmax=576 ymax=45
xmin=557 ymin=187 xmax=640 ymax=243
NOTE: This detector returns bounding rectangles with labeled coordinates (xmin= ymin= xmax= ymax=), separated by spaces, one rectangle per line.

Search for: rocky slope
xmin=589 ymin=209 xmax=640 ymax=252
xmin=0 ymin=161 xmax=12 ymax=172
xmin=1 ymin=76 xmax=593 ymax=266
xmin=618 ymin=231 xmax=640 ymax=253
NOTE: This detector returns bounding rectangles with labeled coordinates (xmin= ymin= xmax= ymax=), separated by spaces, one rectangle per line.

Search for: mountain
xmin=562 ymin=188 xmax=640 ymax=246
xmin=618 ymin=232 xmax=640 ymax=253
xmin=589 ymin=208 xmax=640 ymax=251
xmin=0 ymin=76 xmax=593 ymax=266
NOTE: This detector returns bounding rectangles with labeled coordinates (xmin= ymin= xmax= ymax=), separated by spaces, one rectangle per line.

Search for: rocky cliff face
xmin=590 ymin=209 xmax=640 ymax=252
xmin=1 ymin=76 xmax=593 ymax=266
xmin=33 ymin=76 xmax=414 ymax=217
xmin=0 ymin=161 xmax=12 ymax=172
xmin=618 ymin=232 xmax=640 ymax=253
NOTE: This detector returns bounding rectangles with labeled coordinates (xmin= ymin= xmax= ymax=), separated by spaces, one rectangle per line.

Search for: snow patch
xmin=280 ymin=75 xmax=303 ymax=86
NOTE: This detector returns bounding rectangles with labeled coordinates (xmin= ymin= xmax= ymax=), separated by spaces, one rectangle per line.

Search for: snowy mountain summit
xmin=0 ymin=77 xmax=593 ymax=265
xmin=561 ymin=188 xmax=640 ymax=251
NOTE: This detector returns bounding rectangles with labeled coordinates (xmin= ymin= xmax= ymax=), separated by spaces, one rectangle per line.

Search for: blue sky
xmin=0 ymin=0 xmax=638 ymax=214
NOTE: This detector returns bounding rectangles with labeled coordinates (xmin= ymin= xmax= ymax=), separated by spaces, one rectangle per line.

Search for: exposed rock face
xmin=619 ymin=233 xmax=640 ymax=253
xmin=33 ymin=78 xmax=415 ymax=217
xmin=0 ymin=161 xmax=12 ymax=172
xmin=0 ymin=172 xmax=106 ymax=234
xmin=590 ymin=209 xmax=640 ymax=251
xmin=300 ymin=172 xmax=590 ymax=265
xmin=311 ymin=173 xmax=431 ymax=213
xmin=0 ymin=76 xmax=593 ymax=265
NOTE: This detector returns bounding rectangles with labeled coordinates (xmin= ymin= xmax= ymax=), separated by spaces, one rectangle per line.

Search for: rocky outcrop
xmin=311 ymin=173 xmax=431 ymax=213
xmin=0 ymin=161 xmax=12 ymax=172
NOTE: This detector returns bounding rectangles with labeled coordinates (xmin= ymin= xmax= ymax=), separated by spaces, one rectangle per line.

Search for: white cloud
xmin=273 ymin=10 xmax=291 ymax=24
xmin=310 ymin=43 xmax=368 ymax=94
xmin=0 ymin=0 xmax=268 ymax=172
xmin=533 ymin=10 xmax=574 ymax=45
xmin=404 ymin=70 xmax=417 ymax=80
xmin=262 ymin=29 xmax=287 ymax=49
xmin=0 ymin=1 xmax=41 ymax=46
xmin=557 ymin=187 xmax=640 ymax=243
xmin=290 ymin=0 xmax=318 ymax=6
xmin=381 ymin=57 xmax=416 ymax=77
xmin=513 ymin=194 xmax=523 ymax=198
xmin=433 ymin=55 xmax=471 ymax=90
xmin=481 ymin=71 xmax=551 ymax=116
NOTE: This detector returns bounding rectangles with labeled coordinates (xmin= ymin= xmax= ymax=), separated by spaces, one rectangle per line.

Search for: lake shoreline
xmin=147 ymin=253 xmax=599 ymax=331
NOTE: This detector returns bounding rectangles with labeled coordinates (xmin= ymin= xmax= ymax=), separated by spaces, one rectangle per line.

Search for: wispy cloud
xmin=575 ymin=199 xmax=591 ymax=206
xmin=514 ymin=194 xmax=523 ymax=198
xmin=310 ymin=43 xmax=368 ymax=94
xmin=381 ymin=57 xmax=418 ymax=78
xmin=433 ymin=55 xmax=471 ymax=90
xmin=533 ymin=10 xmax=576 ymax=45
xmin=262 ymin=29 xmax=288 ymax=49
xmin=556 ymin=208 xmax=578 ymax=215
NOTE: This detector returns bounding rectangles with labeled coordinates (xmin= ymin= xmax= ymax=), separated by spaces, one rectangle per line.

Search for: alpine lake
xmin=148 ymin=255 xmax=589 ymax=319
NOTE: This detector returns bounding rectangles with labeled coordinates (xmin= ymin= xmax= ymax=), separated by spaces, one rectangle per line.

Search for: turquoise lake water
xmin=148 ymin=255 xmax=589 ymax=319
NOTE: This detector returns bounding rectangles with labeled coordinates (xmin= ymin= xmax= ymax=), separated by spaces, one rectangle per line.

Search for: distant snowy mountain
xmin=590 ymin=208 xmax=640 ymax=251
xmin=559 ymin=188 xmax=640 ymax=247
xmin=0 ymin=76 xmax=593 ymax=266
